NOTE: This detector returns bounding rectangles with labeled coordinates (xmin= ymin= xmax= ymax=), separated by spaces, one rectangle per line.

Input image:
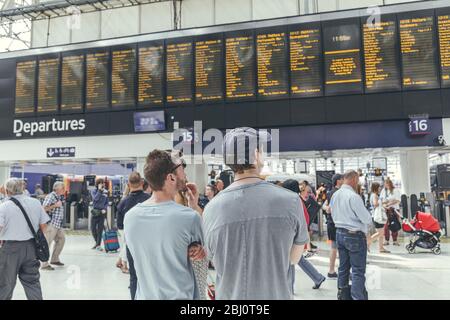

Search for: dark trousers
xmin=126 ymin=247 xmax=137 ymax=300
xmin=0 ymin=240 xmax=43 ymax=300
xmin=91 ymin=215 xmax=105 ymax=247
xmin=336 ymin=228 xmax=368 ymax=300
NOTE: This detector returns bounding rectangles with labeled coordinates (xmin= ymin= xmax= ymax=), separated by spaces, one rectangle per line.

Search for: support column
xmin=0 ymin=165 xmax=10 ymax=185
xmin=185 ymin=163 xmax=208 ymax=194
xmin=399 ymin=150 xmax=430 ymax=196
xmin=136 ymin=157 xmax=146 ymax=177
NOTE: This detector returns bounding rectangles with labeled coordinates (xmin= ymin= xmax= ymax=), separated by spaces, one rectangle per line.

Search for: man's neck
xmin=147 ymin=190 xmax=176 ymax=204
xmin=232 ymin=170 xmax=262 ymax=187
xmin=129 ymin=187 xmax=143 ymax=193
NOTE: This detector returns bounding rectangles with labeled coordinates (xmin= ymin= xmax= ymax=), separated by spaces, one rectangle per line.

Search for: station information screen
xmin=399 ymin=15 xmax=439 ymax=90
xmin=15 ymin=60 xmax=36 ymax=114
xmin=37 ymin=57 xmax=59 ymax=113
xmin=226 ymin=32 xmax=255 ymax=100
xmin=195 ymin=38 xmax=223 ymax=103
xmin=438 ymin=13 xmax=450 ymax=87
xmin=86 ymin=51 xmax=109 ymax=109
xmin=138 ymin=43 xmax=164 ymax=106
xmin=289 ymin=25 xmax=323 ymax=97
xmin=323 ymin=21 xmax=363 ymax=95
xmin=166 ymin=41 xmax=193 ymax=104
xmin=256 ymin=31 xmax=288 ymax=99
xmin=363 ymin=18 xmax=401 ymax=92
xmin=61 ymin=54 xmax=84 ymax=112
xmin=111 ymin=48 xmax=136 ymax=108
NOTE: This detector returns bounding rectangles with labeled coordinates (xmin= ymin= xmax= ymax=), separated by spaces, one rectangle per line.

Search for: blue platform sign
xmin=409 ymin=115 xmax=431 ymax=136
xmin=47 ymin=147 xmax=76 ymax=158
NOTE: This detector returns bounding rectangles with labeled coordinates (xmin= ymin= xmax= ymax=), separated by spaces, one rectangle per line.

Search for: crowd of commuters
xmin=0 ymin=126 xmax=407 ymax=301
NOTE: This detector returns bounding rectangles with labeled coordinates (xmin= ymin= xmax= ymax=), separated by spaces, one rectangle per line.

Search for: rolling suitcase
xmin=103 ymin=220 xmax=120 ymax=253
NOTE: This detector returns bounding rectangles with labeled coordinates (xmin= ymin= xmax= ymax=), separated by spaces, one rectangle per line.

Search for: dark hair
xmin=206 ymin=184 xmax=218 ymax=196
xmin=143 ymin=150 xmax=177 ymax=192
xmin=143 ymin=179 xmax=149 ymax=191
xmin=371 ymin=182 xmax=380 ymax=194
xmin=95 ymin=178 xmax=104 ymax=187
xmin=228 ymin=164 xmax=255 ymax=174
xmin=128 ymin=172 xmax=142 ymax=187
xmin=282 ymin=179 xmax=300 ymax=194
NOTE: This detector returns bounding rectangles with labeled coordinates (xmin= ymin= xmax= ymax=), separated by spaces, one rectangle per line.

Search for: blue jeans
xmin=290 ymin=257 xmax=325 ymax=293
xmin=336 ymin=228 xmax=368 ymax=300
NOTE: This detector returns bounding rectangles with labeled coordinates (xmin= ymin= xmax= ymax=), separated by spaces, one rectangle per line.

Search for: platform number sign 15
xmin=409 ymin=116 xmax=430 ymax=136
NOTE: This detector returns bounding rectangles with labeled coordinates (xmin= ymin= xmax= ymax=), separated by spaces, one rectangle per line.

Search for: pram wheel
xmin=432 ymin=246 xmax=441 ymax=255
xmin=406 ymin=243 xmax=415 ymax=254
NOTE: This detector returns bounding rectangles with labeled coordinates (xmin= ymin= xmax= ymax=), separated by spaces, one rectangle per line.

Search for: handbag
xmin=91 ymin=208 xmax=103 ymax=217
xmin=387 ymin=209 xmax=401 ymax=232
xmin=373 ymin=205 xmax=387 ymax=224
xmin=10 ymin=197 xmax=50 ymax=262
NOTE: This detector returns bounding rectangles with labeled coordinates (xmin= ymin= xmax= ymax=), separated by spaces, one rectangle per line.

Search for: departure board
xmin=363 ymin=18 xmax=401 ymax=92
xmin=438 ymin=14 xmax=450 ymax=87
xmin=289 ymin=25 xmax=323 ymax=97
xmin=226 ymin=33 xmax=255 ymax=100
xmin=15 ymin=60 xmax=36 ymax=114
xmin=195 ymin=38 xmax=223 ymax=103
xmin=86 ymin=51 xmax=109 ymax=109
xmin=138 ymin=43 xmax=164 ymax=106
xmin=112 ymin=48 xmax=136 ymax=107
xmin=37 ymin=57 xmax=59 ymax=113
xmin=399 ymin=15 xmax=439 ymax=90
xmin=61 ymin=55 xmax=83 ymax=111
xmin=323 ymin=21 xmax=363 ymax=95
xmin=256 ymin=31 xmax=288 ymax=99
xmin=166 ymin=41 xmax=193 ymax=104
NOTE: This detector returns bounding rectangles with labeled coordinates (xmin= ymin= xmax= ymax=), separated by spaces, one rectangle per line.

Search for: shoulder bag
xmin=10 ymin=197 xmax=50 ymax=262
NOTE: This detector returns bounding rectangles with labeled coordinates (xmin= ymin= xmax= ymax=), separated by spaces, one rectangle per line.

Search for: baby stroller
xmin=402 ymin=212 xmax=442 ymax=255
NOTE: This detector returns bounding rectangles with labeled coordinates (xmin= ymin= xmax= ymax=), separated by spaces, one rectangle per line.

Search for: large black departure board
xmin=363 ymin=17 xmax=401 ymax=92
xmin=323 ymin=20 xmax=363 ymax=95
xmin=61 ymin=54 xmax=83 ymax=112
xmin=112 ymin=48 xmax=136 ymax=108
xmin=438 ymin=12 xmax=450 ymax=87
xmin=15 ymin=60 xmax=36 ymax=114
xmin=166 ymin=41 xmax=193 ymax=104
xmin=226 ymin=32 xmax=255 ymax=100
xmin=399 ymin=14 xmax=439 ymax=90
xmin=256 ymin=30 xmax=288 ymax=99
xmin=289 ymin=24 xmax=323 ymax=97
xmin=138 ymin=43 xmax=164 ymax=106
xmin=86 ymin=51 xmax=109 ymax=110
xmin=37 ymin=57 xmax=59 ymax=113
xmin=195 ymin=37 xmax=223 ymax=103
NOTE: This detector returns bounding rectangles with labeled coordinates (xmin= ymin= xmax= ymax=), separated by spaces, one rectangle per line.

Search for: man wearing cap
xmin=329 ymin=170 xmax=373 ymax=300
xmin=203 ymin=127 xmax=309 ymax=300
xmin=322 ymin=173 xmax=343 ymax=279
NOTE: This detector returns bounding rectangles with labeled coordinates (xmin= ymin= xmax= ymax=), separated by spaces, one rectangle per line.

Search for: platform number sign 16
xmin=409 ymin=117 xmax=430 ymax=136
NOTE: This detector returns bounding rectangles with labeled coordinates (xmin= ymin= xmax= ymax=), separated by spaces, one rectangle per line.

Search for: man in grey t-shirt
xmin=125 ymin=150 xmax=206 ymax=300
xmin=203 ymin=128 xmax=309 ymax=300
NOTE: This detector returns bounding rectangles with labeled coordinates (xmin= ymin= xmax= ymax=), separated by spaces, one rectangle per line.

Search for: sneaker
xmin=327 ymin=272 xmax=338 ymax=279
xmin=91 ymin=245 xmax=98 ymax=250
xmin=50 ymin=261 xmax=64 ymax=266
xmin=310 ymin=243 xmax=318 ymax=250
xmin=393 ymin=242 xmax=400 ymax=246
xmin=312 ymin=277 xmax=326 ymax=290
xmin=384 ymin=241 xmax=390 ymax=246
xmin=96 ymin=246 xmax=104 ymax=251
xmin=303 ymin=251 xmax=315 ymax=258
xmin=41 ymin=265 xmax=55 ymax=271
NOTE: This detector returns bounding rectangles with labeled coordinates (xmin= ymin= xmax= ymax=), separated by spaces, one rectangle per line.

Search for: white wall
xmin=252 ymin=0 xmax=299 ymax=20
xmin=140 ymin=1 xmax=173 ymax=34
xmin=71 ymin=11 xmax=101 ymax=43
xmin=48 ymin=16 xmax=71 ymax=46
xmin=0 ymin=133 xmax=172 ymax=162
xmin=31 ymin=19 xmax=48 ymax=48
xmin=101 ymin=6 xmax=140 ymax=39
xmin=215 ymin=0 xmax=252 ymax=25
xmin=181 ymin=0 xmax=214 ymax=29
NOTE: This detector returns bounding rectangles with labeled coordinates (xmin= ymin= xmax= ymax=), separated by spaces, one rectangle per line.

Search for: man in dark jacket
xmin=116 ymin=172 xmax=150 ymax=299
